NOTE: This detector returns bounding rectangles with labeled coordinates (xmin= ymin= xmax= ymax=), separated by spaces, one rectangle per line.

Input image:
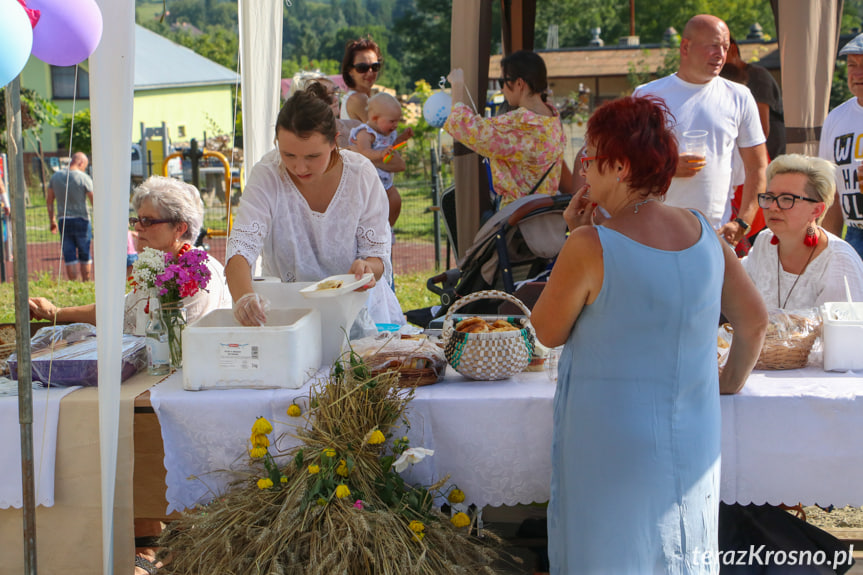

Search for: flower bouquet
xmin=131 ymin=245 xmax=211 ymax=367
xmin=158 ymin=351 xmax=510 ymax=574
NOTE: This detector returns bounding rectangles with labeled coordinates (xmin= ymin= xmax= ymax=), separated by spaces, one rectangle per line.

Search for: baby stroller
xmin=406 ymin=192 xmax=571 ymax=327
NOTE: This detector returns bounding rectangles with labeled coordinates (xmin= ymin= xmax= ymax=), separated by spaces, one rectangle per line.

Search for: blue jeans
xmin=59 ymin=218 xmax=92 ymax=264
xmin=846 ymin=226 xmax=863 ymax=260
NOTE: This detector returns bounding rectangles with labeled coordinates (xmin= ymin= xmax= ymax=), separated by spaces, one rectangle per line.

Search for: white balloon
xmin=423 ymin=91 xmax=452 ymax=128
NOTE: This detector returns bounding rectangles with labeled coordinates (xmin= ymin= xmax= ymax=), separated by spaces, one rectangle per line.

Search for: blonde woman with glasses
xmin=740 ymin=154 xmax=863 ymax=309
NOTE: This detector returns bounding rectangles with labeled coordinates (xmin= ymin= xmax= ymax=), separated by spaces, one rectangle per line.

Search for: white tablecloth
xmin=149 ymin=366 xmax=863 ymax=513
xmin=720 ymin=367 xmax=863 ymax=507
xmin=0 ymin=384 xmax=81 ymax=509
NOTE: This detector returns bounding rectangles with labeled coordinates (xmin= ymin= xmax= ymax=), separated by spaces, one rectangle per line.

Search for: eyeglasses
xmin=129 ymin=216 xmax=175 ymax=228
xmin=352 ymin=62 xmax=381 ymax=74
xmin=757 ymin=193 xmax=820 ymax=210
xmin=497 ymin=76 xmax=517 ymax=86
xmin=580 ymin=155 xmax=607 ymax=170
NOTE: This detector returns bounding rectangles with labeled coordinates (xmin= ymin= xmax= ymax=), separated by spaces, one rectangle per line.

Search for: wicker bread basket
xmin=442 ymin=290 xmax=535 ymax=380
xmin=754 ymin=310 xmax=821 ymax=370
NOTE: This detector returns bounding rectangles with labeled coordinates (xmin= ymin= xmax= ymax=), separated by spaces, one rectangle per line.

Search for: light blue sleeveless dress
xmin=548 ymin=211 xmax=724 ymax=575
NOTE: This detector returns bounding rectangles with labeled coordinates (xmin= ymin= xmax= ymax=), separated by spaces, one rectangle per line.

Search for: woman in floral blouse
xmin=445 ymin=50 xmax=567 ymax=208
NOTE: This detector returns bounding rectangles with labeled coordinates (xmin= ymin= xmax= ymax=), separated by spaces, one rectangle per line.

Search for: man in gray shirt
xmin=48 ymin=152 xmax=94 ymax=280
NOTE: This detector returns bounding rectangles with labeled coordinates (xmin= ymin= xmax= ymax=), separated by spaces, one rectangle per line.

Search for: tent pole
xmin=5 ymin=76 xmax=37 ymax=575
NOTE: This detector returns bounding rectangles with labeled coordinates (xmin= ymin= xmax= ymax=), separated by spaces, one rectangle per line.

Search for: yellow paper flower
xmin=336 ymin=459 xmax=349 ymax=477
xmin=409 ymin=520 xmax=425 ymax=533
xmin=308 ymin=464 xmax=320 ymax=475
xmin=451 ymin=512 xmax=470 ymax=528
xmin=323 ymin=448 xmax=336 ymax=458
xmin=368 ymin=430 xmax=386 ymax=445
xmin=280 ymin=476 xmax=288 ymax=484
xmin=250 ymin=433 xmax=269 ymax=448
xmin=257 ymin=477 xmax=273 ymax=490
xmin=448 ymin=488 xmax=465 ymax=504
xmin=251 ymin=416 xmax=273 ymax=436
xmin=250 ymin=446 xmax=268 ymax=459
xmin=335 ymin=484 xmax=351 ymax=499
xmin=287 ymin=404 xmax=301 ymax=417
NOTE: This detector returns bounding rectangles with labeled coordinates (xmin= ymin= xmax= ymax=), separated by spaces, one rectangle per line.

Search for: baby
xmin=349 ymin=92 xmax=412 ymax=227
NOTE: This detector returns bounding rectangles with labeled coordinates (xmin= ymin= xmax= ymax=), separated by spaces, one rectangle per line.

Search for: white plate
xmin=299 ymin=273 xmax=374 ymax=298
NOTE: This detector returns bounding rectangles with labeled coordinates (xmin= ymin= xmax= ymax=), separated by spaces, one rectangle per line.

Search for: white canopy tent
xmin=84 ymin=1 xmax=282 ymax=572
xmin=16 ymin=0 xmax=843 ymax=572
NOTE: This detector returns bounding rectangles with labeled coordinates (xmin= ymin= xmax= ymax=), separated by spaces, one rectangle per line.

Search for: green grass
xmin=0 ymin=273 xmax=97 ymax=324
xmin=136 ymin=0 xmax=165 ymax=23
xmin=393 ymin=269 xmax=439 ymax=314
xmin=1 ymin=270 xmax=438 ymax=324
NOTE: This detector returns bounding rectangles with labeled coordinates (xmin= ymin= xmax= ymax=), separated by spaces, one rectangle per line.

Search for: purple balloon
xmin=30 ymin=0 xmax=103 ymax=67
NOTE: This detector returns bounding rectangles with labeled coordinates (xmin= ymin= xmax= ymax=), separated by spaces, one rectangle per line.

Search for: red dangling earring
xmin=803 ymin=224 xmax=819 ymax=247
xmin=770 ymin=235 xmax=779 ymax=245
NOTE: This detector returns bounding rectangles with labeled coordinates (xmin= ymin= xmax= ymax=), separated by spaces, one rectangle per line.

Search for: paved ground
xmin=1 ymin=235 xmax=439 ymax=282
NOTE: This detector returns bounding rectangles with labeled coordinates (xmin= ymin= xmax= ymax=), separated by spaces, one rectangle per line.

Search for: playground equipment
xmin=163 ymin=138 xmax=236 ymax=238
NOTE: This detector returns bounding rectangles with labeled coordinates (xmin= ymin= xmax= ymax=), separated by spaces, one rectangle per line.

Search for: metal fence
xmin=1 ymin=124 xmax=584 ymax=284
xmin=0 ymin=167 xmax=452 ymax=284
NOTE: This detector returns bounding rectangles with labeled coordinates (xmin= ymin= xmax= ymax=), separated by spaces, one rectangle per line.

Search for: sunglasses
xmin=580 ymin=155 xmax=607 ymax=171
xmin=497 ymin=76 xmax=518 ymax=85
xmin=757 ymin=193 xmax=820 ymax=210
xmin=353 ymin=62 xmax=381 ymax=74
xmin=129 ymin=216 xmax=175 ymax=228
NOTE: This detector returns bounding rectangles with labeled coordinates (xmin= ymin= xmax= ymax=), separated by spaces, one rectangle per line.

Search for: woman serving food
xmin=225 ymin=83 xmax=394 ymax=327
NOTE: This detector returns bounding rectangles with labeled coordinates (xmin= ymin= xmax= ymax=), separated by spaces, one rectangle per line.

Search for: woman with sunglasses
xmin=445 ymin=50 xmax=566 ymax=208
xmin=28 ymin=176 xmax=232 ymax=334
xmin=740 ymin=154 xmax=863 ymax=309
xmin=340 ymin=37 xmax=383 ymax=122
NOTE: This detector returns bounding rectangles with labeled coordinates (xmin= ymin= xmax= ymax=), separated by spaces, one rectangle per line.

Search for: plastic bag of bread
xmin=754 ymin=307 xmax=821 ymax=370
xmin=350 ymin=332 xmax=447 ymax=386
xmin=719 ymin=308 xmax=821 ymax=371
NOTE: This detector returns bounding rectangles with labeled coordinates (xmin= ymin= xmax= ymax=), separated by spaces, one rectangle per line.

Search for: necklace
xmin=776 ymin=242 xmax=817 ymax=309
xmin=632 ymin=197 xmax=660 ymax=213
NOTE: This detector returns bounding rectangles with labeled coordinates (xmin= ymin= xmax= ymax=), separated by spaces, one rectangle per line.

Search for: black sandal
xmin=135 ymin=555 xmax=159 ymax=574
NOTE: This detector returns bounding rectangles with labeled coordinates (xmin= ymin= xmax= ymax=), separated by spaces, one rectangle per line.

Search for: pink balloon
xmin=29 ymin=0 xmax=103 ymax=67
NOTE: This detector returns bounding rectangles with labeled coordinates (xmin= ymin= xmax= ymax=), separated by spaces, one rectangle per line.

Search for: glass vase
xmin=160 ymin=300 xmax=187 ymax=369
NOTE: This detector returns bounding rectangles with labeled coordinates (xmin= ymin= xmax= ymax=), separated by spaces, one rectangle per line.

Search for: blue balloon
xmin=0 ymin=0 xmax=34 ymax=87
xmin=423 ymin=91 xmax=452 ymax=129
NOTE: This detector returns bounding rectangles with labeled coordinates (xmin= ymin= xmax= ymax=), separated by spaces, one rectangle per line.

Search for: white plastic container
xmin=182 ymin=308 xmax=322 ymax=390
xmin=251 ymin=278 xmax=368 ymax=366
xmin=821 ymin=302 xmax=863 ymax=372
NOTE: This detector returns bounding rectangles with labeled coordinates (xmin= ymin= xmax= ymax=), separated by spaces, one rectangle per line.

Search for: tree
xmin=56 ymin=109 xmax=92 ymax=156
xmin=535 ymin=0 xmax=776 ymax=48
xmin=390 ymin=0 xmax=451 ymax=91
xmin=0 ymin=87 xmax=61 ymax=154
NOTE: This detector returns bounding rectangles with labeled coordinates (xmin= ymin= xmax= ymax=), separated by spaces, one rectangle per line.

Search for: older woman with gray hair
xmin=741 ymin=153 xmax=863 ymax=309
xmin=29 ymin=175 xmax=231 ymax=333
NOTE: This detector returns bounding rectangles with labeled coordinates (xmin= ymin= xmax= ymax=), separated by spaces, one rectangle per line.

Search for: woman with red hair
xmin=532 ymin=95 xmax=767 ymax=574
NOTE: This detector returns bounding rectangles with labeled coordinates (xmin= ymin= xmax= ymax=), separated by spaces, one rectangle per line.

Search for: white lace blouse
xmin=741 ymin=228 xmax=863 ymax=310
xmin=226 ymin=149 xmax=392 ymax=283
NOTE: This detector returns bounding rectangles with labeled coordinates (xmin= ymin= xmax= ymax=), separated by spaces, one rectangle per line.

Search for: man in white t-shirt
xmin=819 ymin=32 xmax=863 ymax=260
xmin=634 ymin=14 xmax=768 ymax=245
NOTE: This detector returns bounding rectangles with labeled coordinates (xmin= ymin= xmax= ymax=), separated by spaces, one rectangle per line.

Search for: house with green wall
xmin=20 ymin=25 xmax=238 ymax=155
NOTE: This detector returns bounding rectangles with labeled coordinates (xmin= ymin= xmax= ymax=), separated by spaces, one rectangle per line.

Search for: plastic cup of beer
xmin=682 ymin=130 xmax=708 ymax=158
